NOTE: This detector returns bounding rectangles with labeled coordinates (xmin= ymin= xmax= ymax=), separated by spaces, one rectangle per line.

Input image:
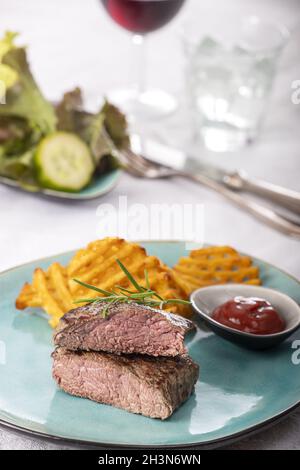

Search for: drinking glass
xmin=101 ymin=0 xmax=186 ymax=120
xmin=183 ymin=17 xmax=290 ymax=152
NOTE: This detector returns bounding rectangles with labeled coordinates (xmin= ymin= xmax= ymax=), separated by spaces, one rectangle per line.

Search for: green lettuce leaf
xmin=56 ymin=87 xmax=83 ymax=132
xmin=1 ymin=47 xmax=56 ymax=134
xmin=0 ymin=146 xmax=35 ymax=182
xmin=0 ymin=115 xmax=39 ymax=155
xmin=80 ymin=100 xmax=130 ymax=169
xmin=0 ymin=31 xmax=18 ymax=90
xmin=82 ymin=108 xmax=113 ymax=164
xmin=101 ymin=100 xmax=130 ymax=150
xmin=0 ymin=31 xmax=17 ymax=61
xmin=56 ymin=91 xmax=128 ymax=173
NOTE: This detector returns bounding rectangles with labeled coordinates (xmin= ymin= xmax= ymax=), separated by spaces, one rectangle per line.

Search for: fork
xmin=118 ymin=147 xmax=300 ymax=238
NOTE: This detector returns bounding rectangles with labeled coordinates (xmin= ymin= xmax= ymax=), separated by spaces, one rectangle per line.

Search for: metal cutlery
xmin=220 ymin=170 xmax=300 ymax=215
xmin=118 ymin=146 xmax=300 ymax=238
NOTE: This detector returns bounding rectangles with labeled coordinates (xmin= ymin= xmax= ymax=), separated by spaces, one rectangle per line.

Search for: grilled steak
xmin=54 ymin=302 xmax=194 ymax=357
xmin=52 ymin=347 xmax=199 ymax=419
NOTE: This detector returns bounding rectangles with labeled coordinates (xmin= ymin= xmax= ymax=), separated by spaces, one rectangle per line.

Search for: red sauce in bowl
xmin=212 ymin=296 xmax=285 ymax=335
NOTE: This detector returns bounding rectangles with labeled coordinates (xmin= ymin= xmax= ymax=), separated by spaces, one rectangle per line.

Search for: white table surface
xmin=1 ymin=0 xmax=300 ymax=450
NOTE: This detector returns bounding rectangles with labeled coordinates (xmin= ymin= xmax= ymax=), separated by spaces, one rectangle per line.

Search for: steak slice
xmin=52 ymin=347 xmax=199 ymax=420
xmin=54 ymin=302 xmax=195 ymax=357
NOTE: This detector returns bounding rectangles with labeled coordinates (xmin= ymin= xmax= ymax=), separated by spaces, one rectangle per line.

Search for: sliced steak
xmin=54 ymin=302 xmax=195 ymax=357
xmin=52 ymin=347 xmax=199 ymax=420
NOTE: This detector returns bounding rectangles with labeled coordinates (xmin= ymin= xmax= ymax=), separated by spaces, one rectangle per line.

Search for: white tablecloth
xmin=0 ymin=0 xmax=300 ymax=450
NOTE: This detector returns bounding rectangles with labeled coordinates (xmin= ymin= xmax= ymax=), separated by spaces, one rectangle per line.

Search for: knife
xmin=137 ymin=138 xmax=300 ymax=216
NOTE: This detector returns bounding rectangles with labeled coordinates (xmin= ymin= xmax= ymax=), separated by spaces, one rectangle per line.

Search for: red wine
xmin=101 ymin=0 xmax=186 ymax=34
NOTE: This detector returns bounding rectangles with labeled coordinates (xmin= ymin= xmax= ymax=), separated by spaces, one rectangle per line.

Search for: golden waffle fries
xmin=16 ymin=238 xmax=189 ymax=328
xmin=16 ymin=263 xmax=73 ymax=328
xmin=15 ymin=240 xmax=260 ymax=327
xmin=67 ymin=238 xmax=189 ymax=316
xmin=171 ymin=246 xmax=261 ymax=297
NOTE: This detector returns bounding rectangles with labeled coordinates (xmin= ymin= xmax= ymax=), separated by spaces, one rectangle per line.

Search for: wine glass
xmin=100 ymin=0 xmax=187 ymax=120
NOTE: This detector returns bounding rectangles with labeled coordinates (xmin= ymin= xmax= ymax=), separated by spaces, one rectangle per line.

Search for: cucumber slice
xmin=35 ymin=132 xmax=94 ymax=192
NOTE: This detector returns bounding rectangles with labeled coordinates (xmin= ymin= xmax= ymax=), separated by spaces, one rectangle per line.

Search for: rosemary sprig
xmin=115 ymin=258 xmax=144 ymax=292
xmin=73 ymin=258 xmax=190 ymax=317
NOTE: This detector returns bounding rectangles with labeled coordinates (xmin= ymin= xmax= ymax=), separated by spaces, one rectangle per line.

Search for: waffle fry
xmin=171 ymin=246 xmax=260 ymax=297
xmin=16 ymin=263 xmax=73 ymax=328
xmin=16 ymin=240 xmax=260 ymax=327
xmin=67 ymin=238 xmax=189 ymax=316
xmin=16 ymin=238 xmax=190 ymax=328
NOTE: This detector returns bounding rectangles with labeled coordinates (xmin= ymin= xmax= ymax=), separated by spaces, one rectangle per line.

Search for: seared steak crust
xmin=54 ymin=302 xmax=194 ymax=357
xmin=52 ymin=347 xmax=199 ymax=420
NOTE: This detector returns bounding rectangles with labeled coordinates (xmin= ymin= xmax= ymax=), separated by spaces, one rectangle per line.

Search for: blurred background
xmin=2 ymin=0 xmax=300 ymax=153
xmin=1 ymin=0 xmax=300 ymax=271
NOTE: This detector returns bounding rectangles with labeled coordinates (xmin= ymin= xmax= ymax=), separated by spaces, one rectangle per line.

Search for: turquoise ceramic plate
xmin=1 ymin=241 xmax=300 ymax=448
xmin=0 ymin=169 xmax=120 ymax=200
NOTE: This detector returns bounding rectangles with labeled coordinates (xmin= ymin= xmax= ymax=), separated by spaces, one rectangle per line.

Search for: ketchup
xmin=212 ymin=296 xmax=285 ymax=335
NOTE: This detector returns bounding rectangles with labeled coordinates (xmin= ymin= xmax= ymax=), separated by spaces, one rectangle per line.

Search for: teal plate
xmin=1 ymin=241 xmax=300 ymax=448
xmin=0 ymin=169 xmax=120 ymax=200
